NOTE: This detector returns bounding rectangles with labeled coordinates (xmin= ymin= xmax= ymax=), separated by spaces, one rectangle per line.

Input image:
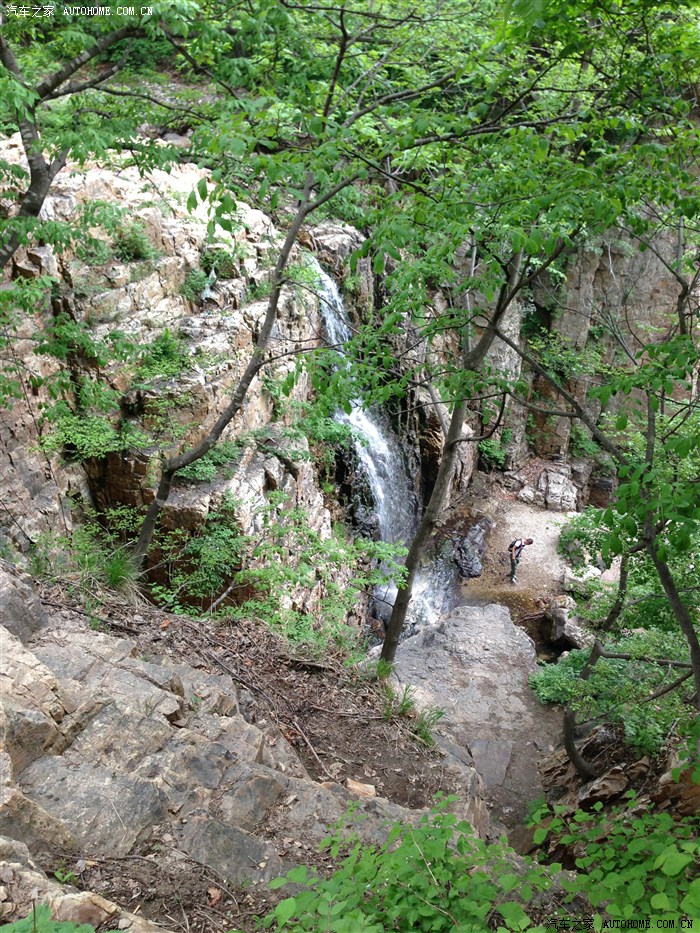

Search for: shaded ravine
xmin=315 ymin=266 xmax=566 ymax=829
xmin=314 ymin=263 xmax=457 ymax=630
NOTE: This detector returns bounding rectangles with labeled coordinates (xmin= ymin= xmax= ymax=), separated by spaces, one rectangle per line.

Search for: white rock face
xmin=0 ymin=134 xmax=333 ymax=551
xmin=536 ymin=466 xmax=579 ymax=512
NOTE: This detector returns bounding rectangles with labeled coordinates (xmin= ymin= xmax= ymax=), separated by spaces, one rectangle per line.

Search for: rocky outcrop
xmin=543 ymin=595 xmax=593 ymax=650
xmin=392 ymin=605 xmax=562 ymax=827
xmin=0 ymin=837 xmax=169 ymax=931
xmin=0 ymin=562 xmax=48 ymax=643
xmin=535 ymin=464 xmax=579 ymax=512
xmin=0 ymin=566 xmax=489 ymax=924
xmin=0 ymin=133 xmax=334 ymax=558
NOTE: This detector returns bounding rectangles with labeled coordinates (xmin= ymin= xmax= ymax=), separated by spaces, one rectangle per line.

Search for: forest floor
xmin=39 ymin=589 xmax=465 ymax=933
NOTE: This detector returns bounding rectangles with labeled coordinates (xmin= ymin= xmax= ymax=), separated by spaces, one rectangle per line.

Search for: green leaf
xmin=197 ymin=177 xmax=208 ymax=201
xmin=274 ymin=897 xmax=298 ymax=925
xmin=660 ymin=849 xmax=694 ymax=876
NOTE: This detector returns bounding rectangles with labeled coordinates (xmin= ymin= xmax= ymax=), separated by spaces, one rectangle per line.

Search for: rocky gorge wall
xmin=0 ymin=134 xmax=336 ymax=554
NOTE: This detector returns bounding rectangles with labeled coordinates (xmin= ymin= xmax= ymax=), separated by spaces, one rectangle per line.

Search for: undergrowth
xmin=249 ymin=799 xmax=700 ymax=932
xmin=0 ymin=904 xmax=117 ymax=933
xmin=29 ymin=510 xmax=142 ymax=608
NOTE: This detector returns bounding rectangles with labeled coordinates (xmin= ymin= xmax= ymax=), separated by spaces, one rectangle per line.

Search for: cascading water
xmin=313 ymin=260 xmax=456 ymax=631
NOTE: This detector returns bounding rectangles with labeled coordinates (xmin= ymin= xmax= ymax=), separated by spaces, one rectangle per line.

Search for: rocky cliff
xmin=0 ymin=561 xmax=489 ymax=928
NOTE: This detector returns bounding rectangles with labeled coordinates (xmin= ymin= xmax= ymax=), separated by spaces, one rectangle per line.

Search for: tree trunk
xmin=646 ymin=546 xmax=700 ymax=711
xmin=380 ymin=393 xmax=468 ymax=664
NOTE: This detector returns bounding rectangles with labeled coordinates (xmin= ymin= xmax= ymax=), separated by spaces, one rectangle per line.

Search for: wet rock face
xmin=392 ymin=604 xmax=561 ymax=828
xmin=451 ymin=517 xmax=494 ymax=578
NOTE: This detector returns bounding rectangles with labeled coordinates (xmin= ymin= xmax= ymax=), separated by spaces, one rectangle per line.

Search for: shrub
xmin=478 ymin=436 xmax=507 ymax=470
xmin=533 ymin=797 xmax=700 ymax=921
xmin=136 ymin=329 xmax=190 ymax=381
xmin=180 ymin=268 xmax=209 ymax=302
xmin=201 ymin=247 xmax=239 ymax=279
xmin=256 ymin=800 xmax=700 ymax=932
xmin=260 ymin=803 xmax=555 ymax=931
xmin=569 ymin=424 xmax=600 ymax=459
xmin=529 ymin=630 xmax=693 ymax=757
xmin=113 ymin=222 xmax=157 ymax=262
xmin=176 ymin=440 xmax=242 ymax=482
xmin=29 ymin=517 xmax=141 ymax=604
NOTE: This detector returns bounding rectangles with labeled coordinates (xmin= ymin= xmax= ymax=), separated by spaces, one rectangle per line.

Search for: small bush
xmin=29 ymin=519 xmax=142 ymax=604
xmin=176 ymin=440 xmax=243 ymax=483
xmin=201 ymin=247 xmax=239 ymax=279
xmin=478 ymin=437 xmax=507 ymax=470
xmin=569 ymin=423 xmax=600 ymax=459
xmin=137 ymin=329 xmax=190 ymax=381
xmin=180 ymin=268 xmax=209 ymax=302
xmin=261 ymin=803 xmax=555 ymax=931
xmin=113 ymin=223 xmax=157 ymax=262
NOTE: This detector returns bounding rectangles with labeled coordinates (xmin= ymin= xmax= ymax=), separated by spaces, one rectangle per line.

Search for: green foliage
xmin=557 ymin=508 xmax=610 ymax=569
xmin=29 ymin=515 xmax=141 ymax=605
xmin=412 ymin=706 xmax=446 ymax=747
xmin=40 ymin=409 xmax=147 ymax=462
xmin=136 ymin=330 xmax=190 ymax=382
xmin=180 ymin=269 xmax=209 ymax=302
xmin=530 ymin=628 xmax=693 ymax=756
xmin=112 ymin=223 xmax=157 ymax=263
xmin=262 ymin=802 xmax=556 ymax=932
xmin=176 ymin=440 xmax=243 ymax=483
xmin=0 ymin=904 xmax=110 ymax=933
xmin=478 ymin=430 xmax=512 ymax=471
xmin=379 ymin=683 xmax=416 ymax=722
xmin=533 ymin=797 xmax=700 ymax=923
xmin=151 ymin=492 xmax=406 ymax=651
xmin=569 ymin=424 xmax=600 ymax=460
xmin=256 ymin=796 xmax=700 ymax=932
xmin=201 ymin=247 xmax=241 ymax=279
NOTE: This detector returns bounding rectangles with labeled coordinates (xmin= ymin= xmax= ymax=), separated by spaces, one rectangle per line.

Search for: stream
xmin=315 ymin=263 xmax=566 ymax=830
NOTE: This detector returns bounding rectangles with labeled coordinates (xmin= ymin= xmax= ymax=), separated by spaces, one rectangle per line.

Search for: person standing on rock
xmin=508 ymin=537 xmax=533 ymax=583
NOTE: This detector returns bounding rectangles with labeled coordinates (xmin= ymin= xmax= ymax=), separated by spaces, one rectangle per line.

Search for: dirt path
xmin=459 ymin=473 xmax=570 ymax=627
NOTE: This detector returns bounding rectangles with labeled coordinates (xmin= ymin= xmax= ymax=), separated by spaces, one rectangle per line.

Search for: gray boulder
xmin=0 ymin=562 xmax=47 ymax=644
xmin=544 ymin=596 xmax=593 ymax=650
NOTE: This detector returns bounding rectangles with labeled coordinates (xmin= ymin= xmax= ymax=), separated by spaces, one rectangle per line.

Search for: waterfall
xmin=313 ymin=265 xmax=416 ymax=545
xmin=313 ymin=260 xmax=456 ymax=631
